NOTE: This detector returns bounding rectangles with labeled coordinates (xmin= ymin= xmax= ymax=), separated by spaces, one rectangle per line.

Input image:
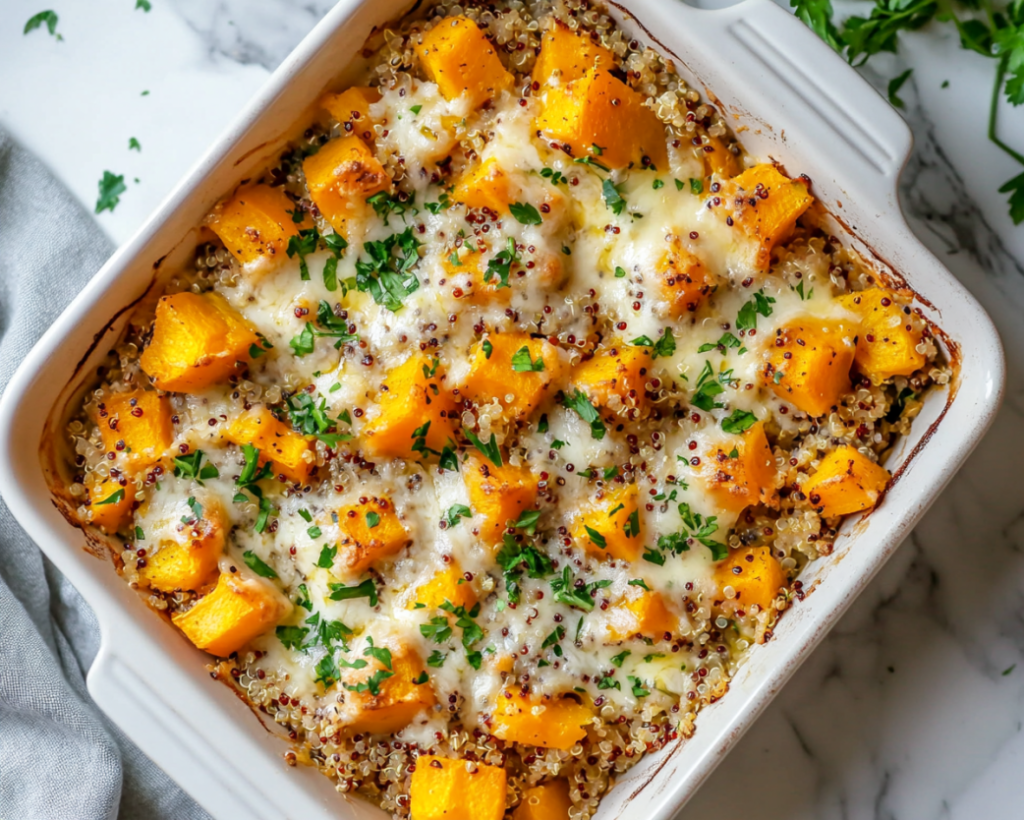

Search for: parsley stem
xmin=988 ymin=55 xmax=1024 ymax=167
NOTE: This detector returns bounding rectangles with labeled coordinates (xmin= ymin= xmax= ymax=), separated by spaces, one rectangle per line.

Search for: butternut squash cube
xmin=140 ymin=292 xmax=258 ymax=394
xmin=139 ymin=497 xmax=225 ymax=592
xmin=172 ymin=573 xmax=288 ymax=657
xmin=533 ymin=20 xmax=616 ymax=86
xmin=418 ymin=16 xmax=513 ymax=110
xmin=714 ymin=546 xmax=786 ymax=613
xmin=573 ymin=484 xmax=642 ymax=562
xmin=607 ymin=589 xmax=677 ymax=641
xmin=838 ymin=288 xmax=925 ymax=383
xmin=700 ymin=134 xmax=740 ymax=179
xmin=452 ymin=158 xmax=514 ymax=215
xmin=803 ymin=445 xmax=890 ymax=518
xmin=513 ymin=781 xmax=573 ymax=820
xmin=729 ymin=164 xmax=813 ymax=269
xmin=573 ymin=342 xmax=650 ymax=413
xmin=764 ymin=319 xmax=857 ymax=417
xmin=536 ymin=70 xmax=667 ymax=171
xmin=701 ymin=422 xmax=777 ymax=515
xmin=413 ymin=562 xmax=477 ymax=611
xmin=462 ymin=333 xmax=563 ymax=424
xmin=492 ymin=691 xmax=592 ymax=750
xmin=321 ymin=86 xmax=381 ymax=139
xmin=95 ymin=389 xmax=174 ymax=470
xmin=345 ymin=642 xmax=435 ymax=734
xmin=362 ymin=353 xmax=457 ymax=459
xmin=337 ymin=496 xmax=410 ymax=575
xmin=463 ymin=455 xmax=539 ymax=545
xmin=224 ymin=407 xmax=313 ymax=485
xmin=656 ymin=240 xmax=715 ymax=317
xmin=86 ymin=474 xmax=135 ymax=533
xmin=410 ymin=756 xmax=507 ymax=820
xmin=303 ymin=135 xmax=391 ymax=234
xmin=206 ymin=183 xmax=307 ymax=266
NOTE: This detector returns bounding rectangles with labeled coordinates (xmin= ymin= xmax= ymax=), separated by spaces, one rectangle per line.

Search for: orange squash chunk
xmin=362 ymin=353 xmax=457 ymax=459
xmin=803 ymin=445 xmax=890 ymax=518
xmin=452 ymin=158 xmax=514 ymax=215
xmin=337 ymin=496 xmax=409 ymax=575
xmin=224 ymin=407 xmax=313 ymax=485
xmin=410 ymin=756 xmax=507 ymax=820
xmin=345 ymin=642 xmax=435 ymax=734
xmin=533 ymin=20 xmax=616 ymax=86
xmin=303 ymin=135 xmax=391 ymax=234
xmin=492 ymin=691 xmax=592 ymax=750
xmin=206 ymin=183 xmax=307 ymax=266
xmin=838 ymin=288 xmax=925 ymax=383
xmin=321 ymin=86 xmax=381 ymax=140
xmin=139 ymin=496 xmax=225 ymax=592
xmin=573 ymin=484 xmax=642 ymax=562
xmin=607 ymin=589 xmax=677 ymax=641
xmin=513 ymin=781 xmax=573 ymax=820
xmin=172 ymin=573 xmax=288 ymax=657
xmin=412 ymin=562 xmax=477 ymax=611
xmin=86 ymin=474 xmax=136 ymax=533
xmin=463 ymin=455 xmax=539 ymax=545
xmin=656 ymin=240 xmax=715 ymax=317
xmin=573 ymin=342 xmax=650 ymax=413
xmin=536 ymin=70 xmax=667 ymax=171
xmin=715 ymin=546 xmax=786 ymax=613
xmin=419 ymin=16 xmax=513 ymax=109
xmin=764 ymin=319 xmax=857 ymax=417
xmin=728 ymin=165 xmax=813 ymax=269
xmin=141 ymin=292 xmax=258 ymax=394
xmin=700 ymin=134 xmax=740 ymax=179
xmin=95 ymin=389 xmax=174 ymax=470
xmin=701 ymin=422 xmax=777 ymax=515
xmin=462 ymin=333 xmax=562 ymax=424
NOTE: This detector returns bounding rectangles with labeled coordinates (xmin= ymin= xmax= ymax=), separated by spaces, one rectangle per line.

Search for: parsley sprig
xmin=550 ymin=566 xmax=612 ymax=611
xmin=354 ymin=228 xmax=421 ymax=311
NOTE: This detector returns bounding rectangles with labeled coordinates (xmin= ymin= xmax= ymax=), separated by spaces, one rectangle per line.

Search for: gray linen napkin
xmin=0 ymin=129 xmax=209 ymax=820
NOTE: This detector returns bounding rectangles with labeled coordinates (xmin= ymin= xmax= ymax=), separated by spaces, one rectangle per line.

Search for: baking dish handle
xmin=88 ymin=645 xmax=286 ymax=820
xmin=682 ymin=0 xmax=913 ymax=186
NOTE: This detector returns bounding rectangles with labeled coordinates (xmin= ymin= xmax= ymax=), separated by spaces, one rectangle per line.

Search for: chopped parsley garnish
xmin=603 ymin=465 xmax=619 ymax=480
xmin=550 ymin=566 xmax=611 ymax=612
xmin=443 ymin=504 xmax=472 ymax=528
xmin=795 ymin=280 xmax=814 ymax=300
xmin=629 ymin=676 xmax=651 ymax=697
xmin=355 ymin=227 xmax=421 ymax=312
xmin=286 ymin=228 xmax=319 ymax=281
xmin=513 ymin=509 xmax=542 ymax=535
xmin=575 ymin=155 xmax=612 ymax=172
xmin=689 ymin=178 xmax=703 ymax=195
xmin=614 ymin=266 xmax=627 ymax=278
xmin=328 ymin=579 xmax=379 ymax=606
xmin=628 ymin=579 xmax=651 ymax=591
xmin=426 ymin=650 xmax=447 ymax=668
xmin=366 ymin=511 xmax=381 ymax=529
xmin=95 ymin=171 xmax=126 ymax=214
xmin=24 ymin=10 xmax=59 ymax=37
xmin=420 ymin=616 xmax=453 ymax=644
xmin=542 ymin=625 xmax=566 ymax=657
xmin=285 ymin=390 xmax=351 ymax=447
xmin=511 ymin=346 xmax=545 ymax=372
xmin=172 ymin=450 xmax=219 ymax=484
xmin=94 ymin=488 xmax=125 ymax=506
xmin=537 ymin=413 xmax=549 ymax=433
xmin=509 ymin=201 xmax=543 ymax=225
xmin=496 ymin=536 xmax=553 ymax=604
xmin=654 ymin=503 xmax=728 ymax=562
xmin=276 ymin=625 xmax=308 ymax=650
xmin=561 ymin=389 xmax=606 ymax=440
xmin=232 ymin=444 xmax=275 ymax=532
xmin=691 ymin=360 xmax=726 ymax=412
xmin=630 ymin=327 xmax=676 ymax=358
xmin=243 ymin=551 xmax=278 ymax=579
xmin=722 ymin=409 xmax=758 ymax=434
xmin=424 ymin=193 xmax=451 ymax=214
xmin=316 ymin=544 xmax=337 ymax=568
xmin=314 ymin=654 xmax=340 ymax=688
xmin=412 ymin=671 xmax=429 ymax=684
xmin=623 ymin=509 xmax=641 ymax=538
xmin=584 ymin=526 xmax=607 ymax=549
xmin=736 ymin=290 xmax=775 ymax=331
xmin=440 ymin=600 xmax=484 ymax=648
xmin=410 ymin=104 xmax=423 ymax=114
xmin=463 ymin=428 xmax=503 ymax=467
xmin=366 ymin=191 xmax=416 ymax=225
xmin=128 ymin=137 xmax=141 ymax=151
xmin=611 ymin=650 xmax=631 ymax=667
xmin=602 ymin=178 xmax=627 ymax=215
xmin=697 ymin=332 xmax=742 ymax=353
xmin=540 ymin=167 xmax=567 ymax=185
xmin=653 ymin=179 xmax=665 ymax=189
xmin=484 ymin=237 xmax=519 ymax=289
xmin=482 ymin=340 xmax=493 ymax=359
xmin=597 ymin=673 xmax=621 ymax=690
xmin=290 ymin=299 xmax=358 ymax=358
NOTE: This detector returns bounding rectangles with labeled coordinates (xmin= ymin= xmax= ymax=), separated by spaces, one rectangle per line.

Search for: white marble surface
xmin=3 ymin=0 xmax=1024 ymax=817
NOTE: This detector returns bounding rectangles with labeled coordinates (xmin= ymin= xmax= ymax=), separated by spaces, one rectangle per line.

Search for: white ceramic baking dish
xmin=0 ymin=0 xmax=1005 ymax=817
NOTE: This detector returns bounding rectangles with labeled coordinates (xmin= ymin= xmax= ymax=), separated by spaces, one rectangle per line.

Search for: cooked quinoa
xmin=63 ymin=1 xmax=947 ymax=818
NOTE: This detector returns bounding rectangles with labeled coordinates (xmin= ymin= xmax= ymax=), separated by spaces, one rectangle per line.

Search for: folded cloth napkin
xmin=0 ymin=129 xmax=209 ymax=820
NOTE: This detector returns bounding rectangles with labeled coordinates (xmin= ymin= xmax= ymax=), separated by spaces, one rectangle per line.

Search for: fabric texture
xmin=0 ymin=129 xmax=209 ymax=820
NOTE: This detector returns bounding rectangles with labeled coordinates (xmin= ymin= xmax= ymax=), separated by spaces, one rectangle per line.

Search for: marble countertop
xmin=2 ymin=0 xmax=1024 ymax=817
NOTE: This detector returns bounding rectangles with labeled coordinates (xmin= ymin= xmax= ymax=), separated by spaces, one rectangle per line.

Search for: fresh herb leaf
xmin=722 ymin=409 xmax=758 ymax=434
xmin=561 ymin=389 xmax=606 ymax=440
xmin=128 ymin=137 xmax=141 ymax=151
xmin=790 ymin=0 xmax=843 ymax=51
xmin=276 ymin=625 xmax=309 ymax=650
xmin=24 ymin=10 xmax=59 ymax=37
xmin=172 ymin=450 xmax=219 ymax=484
xmin=614 ymin=266 xmax=627 ymax=278
xmin=483 ymin=237 xmax=519 ymax=289
xmin=697 ymin=332 xmax=742 ymax=353
xmin=316 ymin=544 xmax=337 ymax=568
xmin=511 ymin=346 xmax=545 ymax=372
xmin=95 ymin=172 xmax=126 ymax=214
xmin=482 ymin=339 xmax=493 ymax=359
xmin=513 ymin=509 xmax=542 ymax=536
xmin=628 ymin=579 xmax=651 ymax=591
xmin=631 ymin=328 xmax=675 ymax=358
xmin=550 ymin=566 xmax=611 ymax=612
xmin=690 ymin=178 xmax=703 ymax=195
xmin=602 ymin=178 xmax=627 ymax=215
xmin=584 ymin=526 xmax=607 ymax=549
xmin=597 ymin=674 xmax=621 ymax=690
xmin=355 ymin=227 xmax=421 ymax=311
xmin=94 ymin=488 xmax=125 ymax=506
xmin=691 ymin=361 xmax=725 ymax=412
xmin=314 ymin=654 xmax=340 ymax=688
xmin=366 ymin=191 xmax=415 ymax=225
xmin=365 ymin=511 xmax=381 ymax=529
xmin=443 ymin=504 xmax=472 ymax=529
xmin=427 ymin=650 xmax=446 ymax=667
xmin=328 ymin=579 xmax=379 ymax=606
xmin=410 ymin=104 xmax=423 ymax=114
xmin=463 ymin=428 xmax=503 ymax=467
xmin=611 ymin=650 xmax=631 ymax=667
xmin=509 ymin=201 xmax=543 ymax=225
xmin=243 ymin=551 xmax=278 ymax=578
xmin=628 ymin=676 xmax=651 ymax=697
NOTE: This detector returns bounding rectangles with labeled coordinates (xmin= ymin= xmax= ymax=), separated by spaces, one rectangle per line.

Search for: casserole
xmin=0 ymin=1 xmax=1004 ymax=819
